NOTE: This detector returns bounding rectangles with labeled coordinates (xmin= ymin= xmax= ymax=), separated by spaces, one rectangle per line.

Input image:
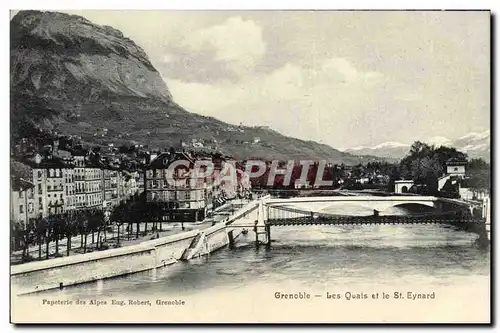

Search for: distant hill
xmin=343 ymin=131 xmax=490 ymax=162
xmin=10 ymin=10 xmax=387 ymax=164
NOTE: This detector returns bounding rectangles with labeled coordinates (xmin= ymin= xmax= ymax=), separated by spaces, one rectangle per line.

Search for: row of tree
xmin=10 ymin=193 xmax=188 ymax=264
xmin=11 ymin=208 xmax=106 ymax=262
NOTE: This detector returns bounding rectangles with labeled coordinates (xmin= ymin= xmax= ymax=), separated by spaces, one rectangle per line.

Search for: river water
xmin=23 ymin=204 xmax=490 ymax=323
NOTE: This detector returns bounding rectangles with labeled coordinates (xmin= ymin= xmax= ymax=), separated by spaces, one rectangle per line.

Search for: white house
xmin=446 ymin=159 xmax=467 ymax=178
xmin=394 ymin=180 xmax=414 ymax=193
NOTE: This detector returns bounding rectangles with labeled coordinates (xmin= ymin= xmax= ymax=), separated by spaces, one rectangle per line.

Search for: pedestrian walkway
xmin=10 ymin=222 xmax=197 ymax=265
xmin=11 ymin=199 xmax=254 ymax=264
xmin=10 ymin=198 xmax=254 ymax=265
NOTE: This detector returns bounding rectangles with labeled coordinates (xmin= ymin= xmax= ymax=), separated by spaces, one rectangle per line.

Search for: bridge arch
xmin=379 ymin=202 xmax=438 ymax=215
xmin=374 ymin=201 xmax=436 ymax=212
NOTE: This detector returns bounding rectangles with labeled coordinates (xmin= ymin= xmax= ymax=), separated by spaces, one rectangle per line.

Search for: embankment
xmin=11 ymin=229 xmax=199 ymax=296
xmin=11 ymin=198 xmax=267 ymax=296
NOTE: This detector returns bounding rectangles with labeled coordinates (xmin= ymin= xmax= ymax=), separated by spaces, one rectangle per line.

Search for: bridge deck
xmin=265 ymin=195 xmax=438 ymax=205
xmin=268 ymin=216 xmax=485 ymax=226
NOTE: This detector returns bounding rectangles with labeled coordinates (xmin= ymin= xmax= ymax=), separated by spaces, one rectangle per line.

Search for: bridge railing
xmin=225 ymin=199 xmax=262 ymax=225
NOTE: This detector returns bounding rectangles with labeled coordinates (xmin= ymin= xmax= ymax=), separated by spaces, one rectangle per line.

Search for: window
xmin=185 ymin=191 xmax=191 ymax=200
xmin=49 ymin=169 xmax=54 ymax=177
xmin=18 ymin=191 xmax=22 ymax=199
xmin=19 ymin=205 xmax=24 ymax=214
xmin=38 ymin=184 xmax=42 ymax=194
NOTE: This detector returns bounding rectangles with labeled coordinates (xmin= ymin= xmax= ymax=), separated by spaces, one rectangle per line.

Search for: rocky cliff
xmin=10 ymin=10 xmax=382 ymax=164
xmin=11 ymin=10 xmax=171 ymax=102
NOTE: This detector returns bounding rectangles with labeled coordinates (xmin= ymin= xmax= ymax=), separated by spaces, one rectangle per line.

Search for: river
xmin=20 ymin=204 xmax=490 ymax=323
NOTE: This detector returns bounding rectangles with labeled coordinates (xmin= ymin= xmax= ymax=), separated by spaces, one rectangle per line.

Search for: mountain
xmin=342 ymin=142 xmax=410 ymax=161
xmin=343 ymin=130 xmax=490 ymax=162
xmin=10 ymin=10 xmax=384 ymax=164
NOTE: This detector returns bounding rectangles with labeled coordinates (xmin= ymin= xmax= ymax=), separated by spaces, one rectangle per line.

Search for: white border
xmin=2 ymin=1 xmax=496 ymax=331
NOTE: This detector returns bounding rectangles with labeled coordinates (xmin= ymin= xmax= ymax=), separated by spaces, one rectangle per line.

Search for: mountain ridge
xmin=10 ymin=10 xmax=386 ymax=165
xmin=342 ymin=130 xmax=490 ymax=161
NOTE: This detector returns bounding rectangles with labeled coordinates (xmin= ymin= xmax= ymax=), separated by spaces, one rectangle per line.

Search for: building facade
xmin=30 ymin=157 xmax=74 ymax=217
xmin=84 ymin=165 xmax=103 ymax=209
xmin=73 ymin=155 xmax=87 ymax=210
xmin=10 ymin=177 xmax=36 ymax=228
xmin=145 ymin=152 xmax=208 ymax=221
xmin=394 ymin=180 xmax=414 ymax=194
xmin=446 ymin=160 xmax=467 ymax=178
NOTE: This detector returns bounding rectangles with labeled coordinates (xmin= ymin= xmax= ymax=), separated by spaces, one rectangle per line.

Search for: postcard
xmin=9 ymin=9 xmax=491 ymax=324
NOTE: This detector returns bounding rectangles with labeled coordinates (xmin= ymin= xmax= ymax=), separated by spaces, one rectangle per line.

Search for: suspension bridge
xmin=225 ymin=195 xmax=490 ymax=246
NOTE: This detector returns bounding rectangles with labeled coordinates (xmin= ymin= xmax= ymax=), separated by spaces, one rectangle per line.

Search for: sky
xmin=12 ymin=10 xmax=491 ymax=149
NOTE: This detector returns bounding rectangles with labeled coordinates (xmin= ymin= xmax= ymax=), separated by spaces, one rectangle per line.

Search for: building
xmin=102 ymin=167 xmax=113 ymax=209
xmin=84 ymin=160 xmax=103 ymax=209
xmin=73 ymin=154 xmax=86 ymax=210
xmin=446 ymin=159 xmax=467 ymax=178
xmin=10 ymin=176 xmax=36 ymax=229
xmin=63 ymin=167 xmax=76 ymax=211
xmin=11 ymin=143 xmax=148 ymax=227
xmin=145 ymin=151 xmax=209 ymax=221
xmin=394 ymin=180 xmax=414 ymax=193
xmin=109 ymin=169 xmax=120 ymax=207
xmin=29 ymin=156 xmax=73 ymax=216
xmin=73 ymin=152 xmax=103 ymax=210
xmin=459 ymin=187 xmax=489 ymax=201
xmin=294 ymin=179 xmax=311 ymax=189
xmin=356 ymin=177 xmax=370 ymax=185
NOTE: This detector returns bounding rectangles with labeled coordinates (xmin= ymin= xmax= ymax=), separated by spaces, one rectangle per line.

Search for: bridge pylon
xmin=254 ymin=199 xmax=270 ymax=246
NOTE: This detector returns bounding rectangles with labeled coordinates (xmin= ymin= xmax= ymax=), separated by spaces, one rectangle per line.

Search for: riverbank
xmin=10 ymin=197 xmax=261 ymax=296
xmin=10 ymin=198 xmax=249 ymax=266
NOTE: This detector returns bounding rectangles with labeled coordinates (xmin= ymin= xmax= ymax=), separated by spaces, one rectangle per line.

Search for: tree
xmin=398 ymin=141 xmax=467 ymax=195
xmin=111 ymin=202 xmax=128 ymax=246
xmin=62 ymin=210 xmax=80 ymax=256
xmin=10 ymin=220 xmax=23 ymax=254
xmin=52 ymin=214 xmax=62 ymax=256
xmin=433 ymin=146 xmax=468 ymax=168
xmin=34 ymin=215 xmax=45 ymax=260
xmin=410 ymin=155 xmax=443 ymax=191
xmin=467 ymin=158 xmax=490 ymax=191
xmin=44 ymin=216 xmax=52 ymax=260
xmin=86 ymin=209 xmax=105 ymax=250
xmin=79 ymin=215 xmax=89 ymax=254
xmin=386 ymin=164 xmax=401 ymax=192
